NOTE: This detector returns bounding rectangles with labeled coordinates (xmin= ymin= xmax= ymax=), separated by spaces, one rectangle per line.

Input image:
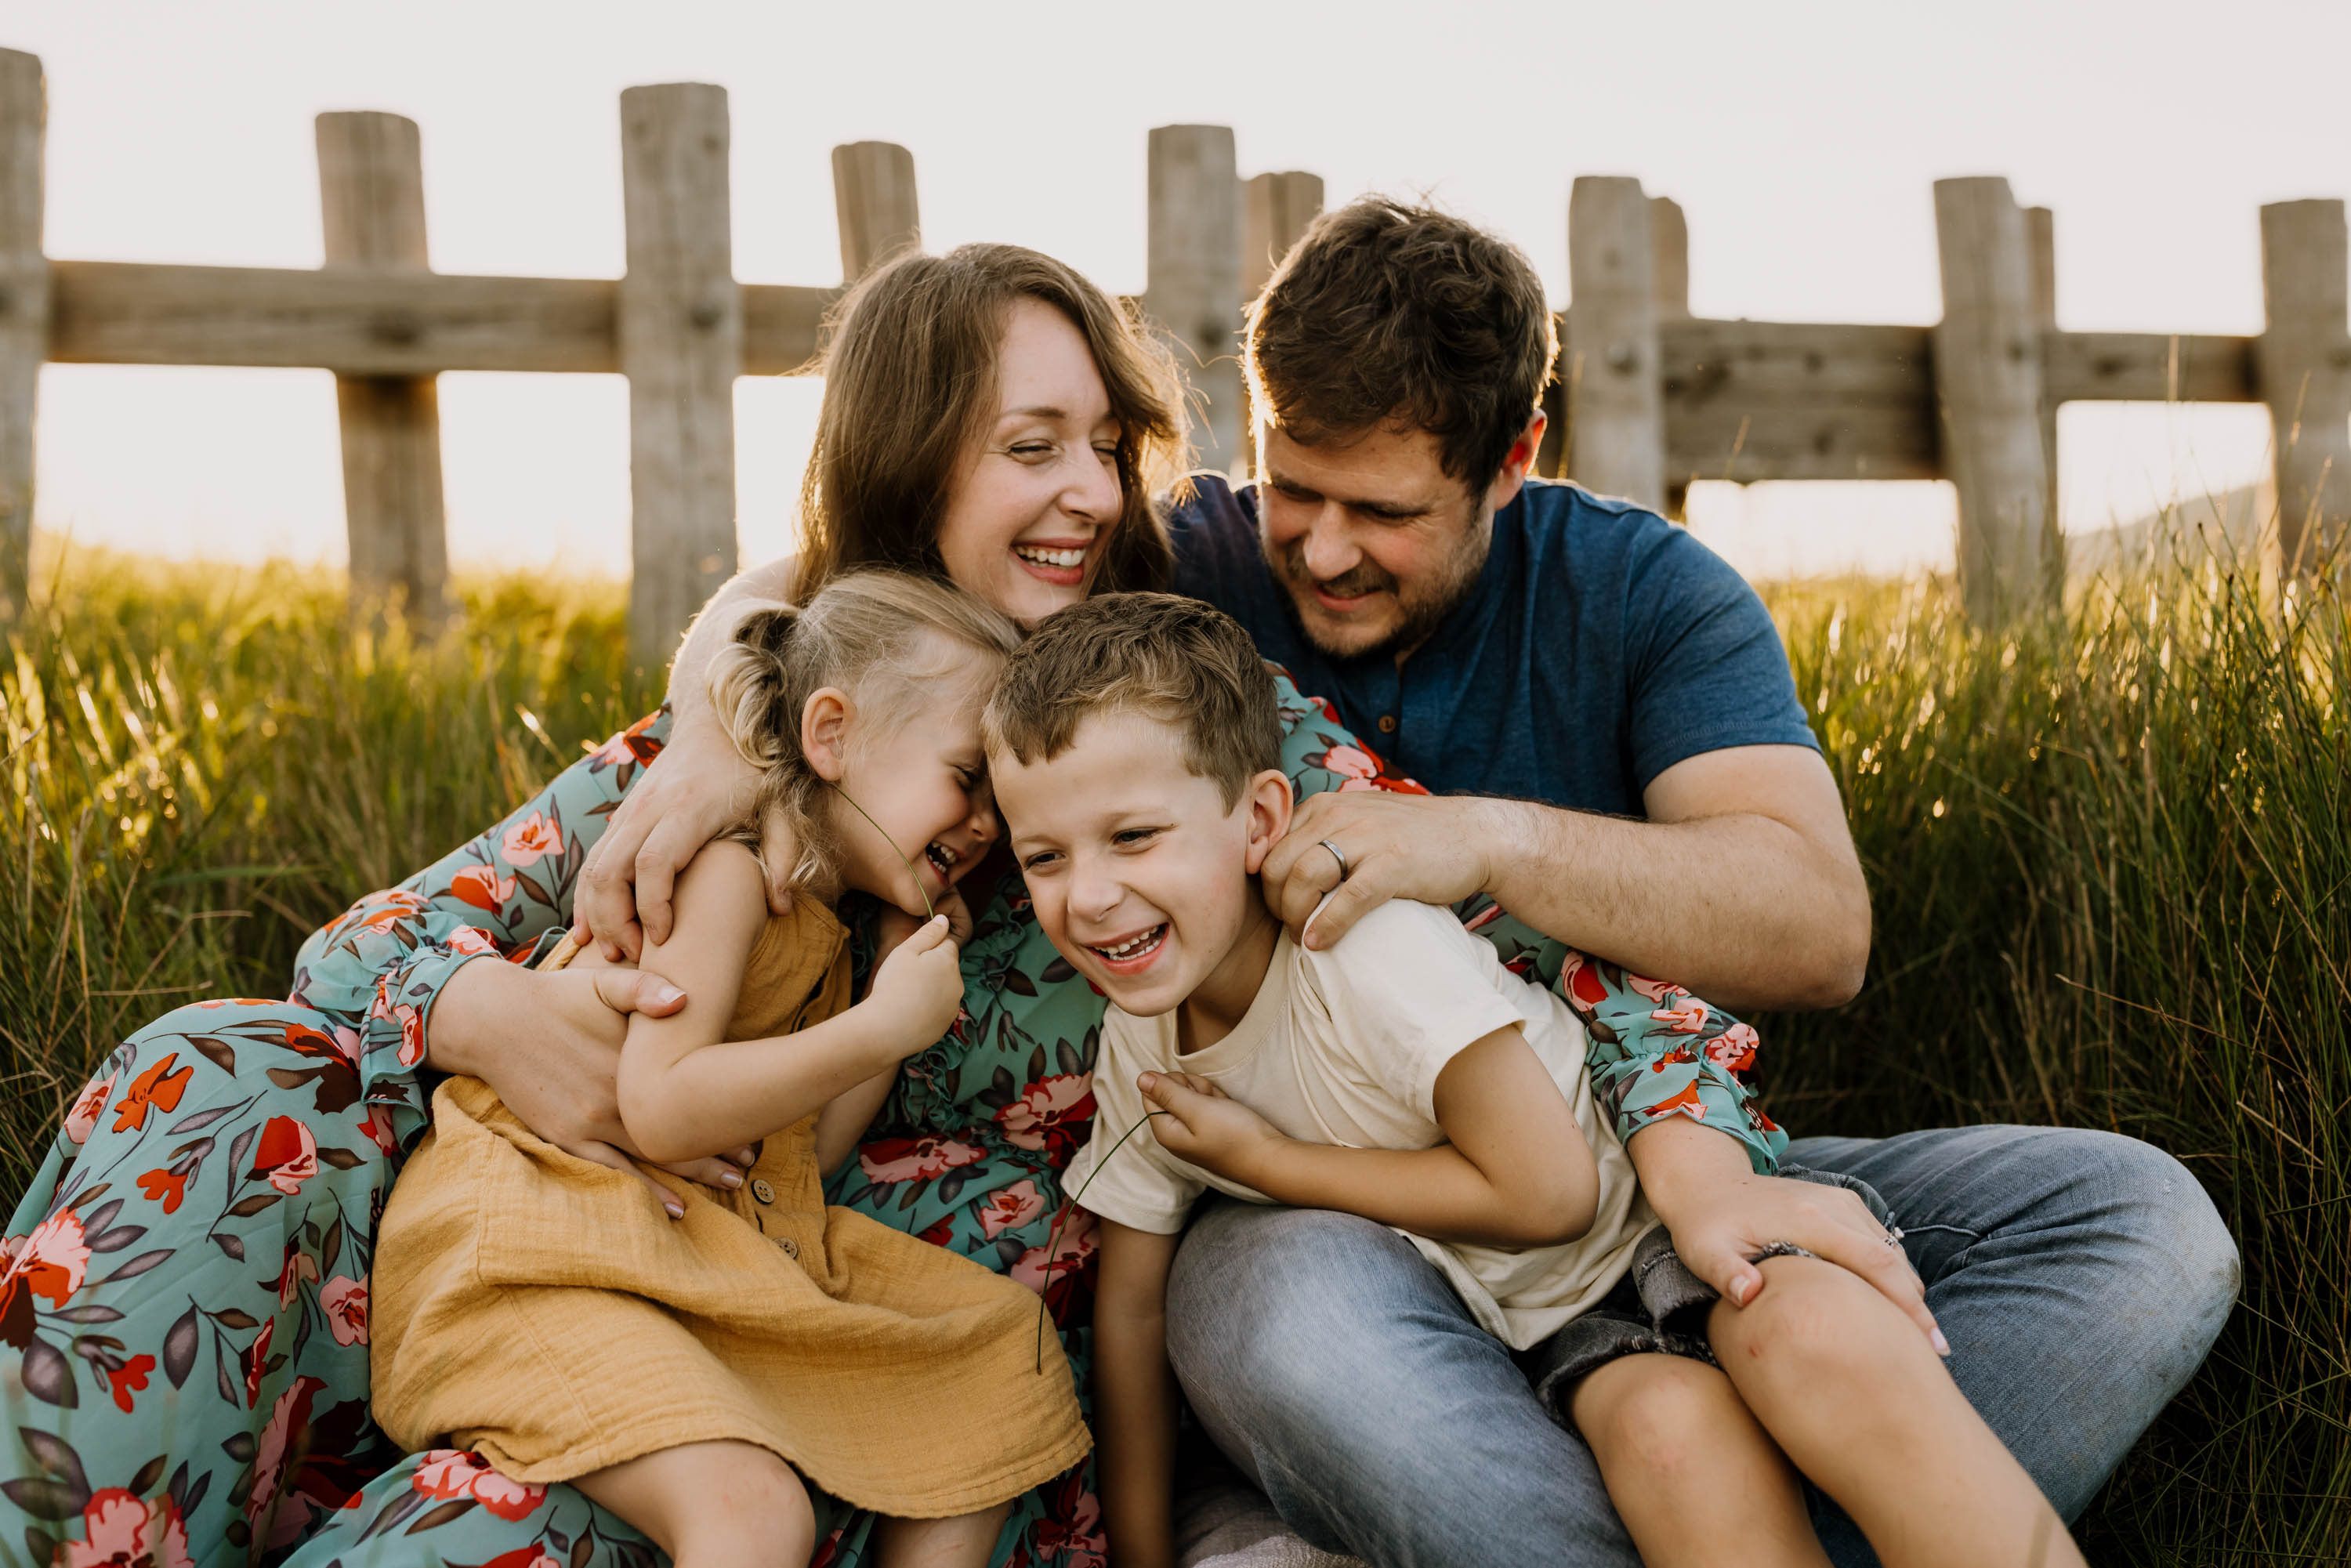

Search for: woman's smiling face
xmin=936 ymin=299 xmax=1127 ymax=625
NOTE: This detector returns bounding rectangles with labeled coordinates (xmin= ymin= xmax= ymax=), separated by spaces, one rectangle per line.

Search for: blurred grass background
xmin=2 ymin=534 xmax=2343 ymax=1562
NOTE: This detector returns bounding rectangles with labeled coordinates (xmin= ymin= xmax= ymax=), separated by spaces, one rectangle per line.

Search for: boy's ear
xmin=1241 ymin=769 xmax=1295 ymax=875
xmin=800 ymin=688 xmax=855 ymax=782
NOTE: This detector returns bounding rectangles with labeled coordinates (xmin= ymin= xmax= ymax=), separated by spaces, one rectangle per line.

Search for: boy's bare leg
xmin=574 ymin=1441 xmax=817 ymax=1568
xmin=1711 ymin=1255 xmax=2087 ymax=1568
xmin=1570 ymin=1352 xmax=1830 ymax=1568
xmin=871 ymin=1503 xmax=1013 ymax=1568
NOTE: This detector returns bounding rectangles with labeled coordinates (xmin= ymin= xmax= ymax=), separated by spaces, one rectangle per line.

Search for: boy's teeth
xmin=1097 ymin=925 xmax=1165 ymax=959
xmin=1014 ymin=544 xmax=1086 ymax=568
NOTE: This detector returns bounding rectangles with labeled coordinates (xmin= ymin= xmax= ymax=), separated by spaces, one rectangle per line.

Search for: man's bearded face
xmin=1254 ymin=423 xmax=1493 ymax=661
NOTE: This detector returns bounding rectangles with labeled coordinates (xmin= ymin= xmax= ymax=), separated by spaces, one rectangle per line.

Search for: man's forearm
xmin=1473 ymin=797 xmax=1869 ymax=1011
xmin=663 ymin=556 xmax=802 ymax=721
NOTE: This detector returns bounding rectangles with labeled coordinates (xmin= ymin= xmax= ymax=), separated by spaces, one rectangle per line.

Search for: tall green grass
xmin=2 ymin=535 xmax=2342 ymax=1561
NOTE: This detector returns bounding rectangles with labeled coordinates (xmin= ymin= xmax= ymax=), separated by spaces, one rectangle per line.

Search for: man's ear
xmin=799 ymin=688 xmax=855 ymax=782
xmin=1484 ymin=409 xmax=1546 ymax=515
xmin=1241 ymin=769 xmax=1295 ymax=875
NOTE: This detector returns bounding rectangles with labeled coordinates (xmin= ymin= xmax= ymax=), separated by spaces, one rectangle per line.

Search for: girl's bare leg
xmin=1710 ymin=1255 xmax=2087 ymax=1568
xmin=574 ymin=1441 xmax=817 ymax=1568
xmin=1570 ymin=1352 xmax=1830 ymax=1568
xmin=871 ymin=1503 xmax=1012 ymax=1568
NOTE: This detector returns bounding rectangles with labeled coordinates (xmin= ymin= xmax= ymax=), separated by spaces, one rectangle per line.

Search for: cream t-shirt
xmin=1063 ymin=898 xmax=1654 ymax=1349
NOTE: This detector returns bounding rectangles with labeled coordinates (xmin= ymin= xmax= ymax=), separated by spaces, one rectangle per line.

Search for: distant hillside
xmin=2066 ymin=484 xmax=2272 ymax=580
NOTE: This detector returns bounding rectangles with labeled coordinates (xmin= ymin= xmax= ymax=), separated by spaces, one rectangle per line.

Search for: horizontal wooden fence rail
xmin=0 ymin=44 xmax=2343 ymax=643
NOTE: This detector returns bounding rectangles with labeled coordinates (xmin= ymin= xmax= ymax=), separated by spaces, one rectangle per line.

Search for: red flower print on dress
xmin=445 ymin=925 xmax=498 ymax=958
xmin=1638 ymin=1081 xmax=1708 ymax=1121
xmin=1626 ymin=974 xmax=1685 ymax=1005
xmin=106 ymin=1353 xmax=157 ymax=1413
xmin=247 ymin=1375 xmax=324 ymax=1544
xmin=1649 ymin=997 xmax=1710 ymax=1034
xmin=358 ymin=1102 xmax=401 ymax=1154
xmin=136 ymin=1166 xmax=190 ymax=1215
xmin=242 ymin=1318 xmax=275 ymax=1407
xmin=368 ymin=983 xmax=427 ymax=1066
xmin=1031 ymin=1465 xmax=1107 ymax=1568
xmin=1704 ymin=1023 xmax=1760 ymax=1074
xmin=500 ymin=809 xmax=562 ymax=867
xmin=1011 ymin=1205 xmax=1098 ymax=1296
xmin=342 ymin=888 xmax=429 ymax=938
xmin=411 ymin=1449 xmax=548 ymax=1521
xmin=63 ymin=1074 xmax=114 ymax=1146
xmin=110 ymin=1052 xmax=194 ymax=1133
xmin=978 ymin=1178 xmax=1047 ymax=1239
xmin=251 ymin=1116 xmax=321 ymax=1195
xmin=1559 ymin=951 xmax=1610 ymax=1011
xmin=5 ymin=1208 xmax=90 ymax=1309
xmin=263 ymin=1238 xmax=319 ymax=1307
xmin=52 ymin=1488 xmax=193 ymax=1568
xmin=450 ymin=865 xmax=517 ymax=914
xmin=859 ymin=1135 xmax=987 ymax=1184
xmin=320 ymin=1275 xmax=368 ymax=1345
xmin=476 ymin=1548 xmax=561 ymax=1568
xmin=996 ymin=1073 xmax=1096 ymax=1161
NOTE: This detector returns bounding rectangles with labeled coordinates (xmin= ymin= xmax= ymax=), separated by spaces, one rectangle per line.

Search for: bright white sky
xmin=12 ymin=0 xmax=2348 ymax=579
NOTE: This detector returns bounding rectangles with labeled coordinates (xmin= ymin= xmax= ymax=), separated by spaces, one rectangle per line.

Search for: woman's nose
xmin=1063 ymin=446 xmax=1122 ymax=524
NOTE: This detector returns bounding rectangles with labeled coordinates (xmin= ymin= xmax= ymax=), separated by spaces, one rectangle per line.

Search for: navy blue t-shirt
xmin=1166 ymin=475 xmax=1818 ymax=817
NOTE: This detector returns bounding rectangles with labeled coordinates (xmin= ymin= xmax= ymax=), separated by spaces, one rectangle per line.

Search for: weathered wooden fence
xmin=0 ymin=47 xmax=2345 ymax=651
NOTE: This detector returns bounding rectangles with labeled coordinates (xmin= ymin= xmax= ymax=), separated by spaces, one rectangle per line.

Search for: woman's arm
xmin=616 ymin=847 xmax=965 ymax=1165
xmin=1094 ymin=1220 xmax=1184 ymax=1568
xmin=1138 ymin=1027 xmax=1599 ymax=1249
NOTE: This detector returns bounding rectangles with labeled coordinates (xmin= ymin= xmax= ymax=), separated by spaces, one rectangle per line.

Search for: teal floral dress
xmin=0 ymin=676 xmax=1781 ymax=1568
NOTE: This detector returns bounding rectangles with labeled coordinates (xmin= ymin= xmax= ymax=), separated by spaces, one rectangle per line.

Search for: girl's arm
xmin=616 ymin=846 xmax=963 ymax=1164
xmin=1093 ymin=1219 xmax=1184 ymax=1568
xmin=1139 ymin=1027 xmax=1599 ymax=1249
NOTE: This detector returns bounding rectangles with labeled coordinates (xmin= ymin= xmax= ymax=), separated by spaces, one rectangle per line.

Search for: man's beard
xmin=1260 ymin=522 xmax=1491 ymax=662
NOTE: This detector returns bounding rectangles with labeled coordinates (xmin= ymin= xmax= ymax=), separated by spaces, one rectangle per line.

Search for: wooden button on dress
xmin=778 ymin=1237 xmax=799 ymax=1258
xmin=752 ymin=1178 xmax=777 ymax=1204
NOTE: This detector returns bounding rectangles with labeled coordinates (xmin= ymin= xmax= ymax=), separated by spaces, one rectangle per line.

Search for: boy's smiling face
xmin=991 ymin=710 xmax=1291 ymax=1020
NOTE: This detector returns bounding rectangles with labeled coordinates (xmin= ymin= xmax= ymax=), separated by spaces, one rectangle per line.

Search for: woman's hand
xmin=864 ymin=914 xmax=964 ymax=1050
xmin=433 ymin=959 xmax=758 ymax=1218
xmin=574 ymin=712 xmax=766 ymax=962
xmin=1629 ymin=1118 xmax=1948 ymax=1354
xmin=1136 ymin=1072 xmax=1284 ymax=1183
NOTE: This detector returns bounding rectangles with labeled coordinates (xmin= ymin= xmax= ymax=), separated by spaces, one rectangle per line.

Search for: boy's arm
xmin=615 ymin=847 xmax=940 ymax=1164
xmin=1139 ymin=1026 xmax=1599 ymax=1249
xmin=1094 ymin=1219 xmax=1184 ymax=1568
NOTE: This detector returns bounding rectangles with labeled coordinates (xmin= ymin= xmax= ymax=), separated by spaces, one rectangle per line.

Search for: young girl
xmin=371 ymin=572 xmax=1089 ymax=1568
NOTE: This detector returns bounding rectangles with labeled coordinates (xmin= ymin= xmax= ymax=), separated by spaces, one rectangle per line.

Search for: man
xmin=587 ymin=202 xmax=2237 ymax=1566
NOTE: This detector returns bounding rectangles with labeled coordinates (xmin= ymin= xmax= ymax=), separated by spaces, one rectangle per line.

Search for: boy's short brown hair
xmin=983 ymin=593 xmax=1282 ymax=807
xmin=1245 ymin=197 xmax=1556 ymax=494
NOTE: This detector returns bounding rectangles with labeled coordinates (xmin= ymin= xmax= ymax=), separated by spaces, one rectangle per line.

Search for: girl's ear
xmin=1241 ymin=769 xmax=1295 ymax=875
xmin=800 ymin=688 xmax=856 ymax=782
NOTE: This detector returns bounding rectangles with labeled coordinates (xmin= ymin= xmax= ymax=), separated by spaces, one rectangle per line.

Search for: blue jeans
xmin=1163 ymin=1125 xmax=2239 ymax=1568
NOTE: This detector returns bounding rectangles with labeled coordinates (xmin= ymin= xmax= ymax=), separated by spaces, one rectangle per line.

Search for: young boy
xmin=982 ymin=593 xmax=2088 ymax=1568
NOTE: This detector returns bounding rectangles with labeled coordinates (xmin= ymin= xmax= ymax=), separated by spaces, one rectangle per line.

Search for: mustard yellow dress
xmin=370 ymin=898 xmax=1091 ymax=1519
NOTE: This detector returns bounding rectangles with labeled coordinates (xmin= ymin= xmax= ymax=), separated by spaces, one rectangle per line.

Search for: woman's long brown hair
xmin=793 ymin=244 xmax=1188 ymax=599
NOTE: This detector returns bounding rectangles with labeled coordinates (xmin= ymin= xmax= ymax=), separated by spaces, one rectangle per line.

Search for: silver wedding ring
xmin=1317 ymin=839 xmax=1350 ymax=882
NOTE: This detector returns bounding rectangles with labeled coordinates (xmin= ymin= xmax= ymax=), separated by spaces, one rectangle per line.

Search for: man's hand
xmin=574 ymin=714 xmax=766 ymax=962
xmin=1137 ymin=1072 xmax=1284 ymax=1183
xmin=1260 ymin=792 xmax=1495 ymax=951
xmin=1630 ymin=1118 xmax=1947 ymax=1355
xmin=439 ymin=960 xmax=757 ymax=1218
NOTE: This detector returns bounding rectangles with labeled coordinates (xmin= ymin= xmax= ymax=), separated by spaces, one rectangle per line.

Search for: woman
xmin=1 ymin=244 xmax=1762 ymax=1568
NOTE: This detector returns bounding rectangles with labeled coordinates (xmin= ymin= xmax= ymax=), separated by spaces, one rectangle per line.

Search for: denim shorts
xmin=1523 ymin=1166 xmax=1895 ymax=1430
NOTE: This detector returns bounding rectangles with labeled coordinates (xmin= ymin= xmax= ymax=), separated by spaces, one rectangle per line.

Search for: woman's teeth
xmin=1092 ymin=925 xmax=1167 ymax=962
xmin=1013 ymin=544 xmax=1086 ymax=569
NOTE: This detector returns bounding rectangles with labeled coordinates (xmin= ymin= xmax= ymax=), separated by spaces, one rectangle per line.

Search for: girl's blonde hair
xmin=705 ymin=570 xmax=1023 ymax=891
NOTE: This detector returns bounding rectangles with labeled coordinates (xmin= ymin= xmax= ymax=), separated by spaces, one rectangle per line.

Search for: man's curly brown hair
xmin=1244 ymin=197 xmax=1556 ymax=494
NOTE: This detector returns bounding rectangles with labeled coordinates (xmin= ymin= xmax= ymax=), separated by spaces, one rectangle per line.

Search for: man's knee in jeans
xmin=2063 ymin=1128 xmax=2239 ymax=1344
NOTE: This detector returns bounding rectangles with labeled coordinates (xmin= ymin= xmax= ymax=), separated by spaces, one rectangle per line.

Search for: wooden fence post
xmin=1933 ymin=176 xmax=2053 ymax=625
xmin=831 ymin=141 xmax=918 ymax=282
xmin=2259 ymin=199 xmax=2351 ymax=574
xmin=620 ymin=83 xmax=741 ymax=672
xmin=0 ymin=49 xmax=45 ymax=623
xmin=2027 ymin=205 xmax=2065 ymax=582
xmin=317 ymin=112 xmax=447 ymax=629
xmin=1651 ymin=195 xmax=1690 ymax=518
xmin=1240 ymin=170 xmax=1322 ymax=473
xmin=1147 ymin=125 xmax=1241 ymax=476
xmin=1567 ymin=176 xmax=1664 ymax=509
